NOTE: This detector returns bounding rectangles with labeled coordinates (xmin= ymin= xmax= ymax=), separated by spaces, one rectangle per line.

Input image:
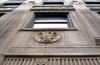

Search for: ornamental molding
xmin=0 ymin=8 xmax=15 ymax=12
xmin=87 ymin=6 xmax=100 ymax=10
xmin=72 ymin=1 xmax=83 ymax=5
xmin=28 ymin=1 xmax=35 ymax=4
xmin=34 ymin=32 xmax=61 ymax=44
xmin=36 ymin=59 xmax=47 ymax=65
xmin=30 ymin=5 xmax=75 ymax=11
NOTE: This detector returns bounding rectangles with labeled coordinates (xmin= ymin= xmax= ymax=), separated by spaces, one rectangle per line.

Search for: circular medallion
xmin=34 ymin=32 xmax=60 ymax=44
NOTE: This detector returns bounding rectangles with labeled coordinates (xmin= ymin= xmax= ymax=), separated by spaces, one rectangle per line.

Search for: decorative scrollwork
xmin=34 ymin=31 xmax=61 ymax=44
xmin=36 ymin=59 xmax=47 ymax=65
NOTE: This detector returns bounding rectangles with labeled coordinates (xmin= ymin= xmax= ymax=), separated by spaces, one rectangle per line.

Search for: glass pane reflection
xmin=33 ymin=24 xmax=68 ymax=28
xmin=35 ymin=17 xmax=67 ymax=22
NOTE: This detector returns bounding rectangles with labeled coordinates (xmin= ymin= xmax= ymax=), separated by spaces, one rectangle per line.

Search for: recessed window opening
xmin=97 ymin=12 xmax=100 ymax=14
xmin=48 ymin=0 xmax=60 ymax=2
xmin=34 ymin=12 xmax=67 ymax=28
xmin=10 ymin=0 xmax=25 ymax=1
xmin=26 ymin=12 xmax=74 ymax=28
xmin=0 ymin=2 xmax=22 ymax=8
xmin=85 ymin=0 xmax=98 ymax=2
xmin=43 ymin=2 xmax=64 ymax=6
xmin=4 ymin=3 xmax=22 ymax=5
xmin=85 ymin=2 xmax=100 ymax=6
xmin=0 ymin=13 xmax=5 ymax=17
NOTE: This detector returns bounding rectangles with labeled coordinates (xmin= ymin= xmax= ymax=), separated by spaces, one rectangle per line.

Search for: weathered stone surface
xmin=7 ymin=47 xmax=100 ymax=54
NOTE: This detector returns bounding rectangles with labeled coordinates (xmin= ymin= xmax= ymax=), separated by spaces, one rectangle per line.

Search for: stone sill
xmin=19 ymin=28 xmax=77 ymax=31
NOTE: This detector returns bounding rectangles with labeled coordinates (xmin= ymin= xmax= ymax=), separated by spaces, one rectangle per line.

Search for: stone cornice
xmin=87 ymin=6 xmax=100 ymax=10
xmin=30 ymin=5 xmax=75 ymax=11
xmin=0 ymin=8 xmax=15 ymax=12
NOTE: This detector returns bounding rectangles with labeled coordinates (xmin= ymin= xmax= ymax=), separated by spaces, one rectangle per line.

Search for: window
xmin=0 ymin=13 xmax=5 ymax=17
xmin=26 ymin=12 xmax=74 ymax=28
xmin=85 ymin=0 xmax=97 ymax=2
xmin=48 ymin=0 xmax=60 ymax=2
xmin=97 ymin=12 xmax=100 ymax=15
xmin=42 ymin=2 xmax=64 ymax=6
xmin=0 ymin=1 xmax=22 ymax=8
xmin=85 ymin=2 xmax=100 ymax=6
xmin=98 ymin=12 xmax=100 ymax=14
xmin=10 ymin=0 xmax=25 ymax=1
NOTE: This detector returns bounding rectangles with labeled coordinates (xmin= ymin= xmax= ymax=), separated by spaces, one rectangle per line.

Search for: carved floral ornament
xmin=36 ymin=59 xmax=47 ymax=65
xmin=34 ymin=31 xmax=61 ymax=44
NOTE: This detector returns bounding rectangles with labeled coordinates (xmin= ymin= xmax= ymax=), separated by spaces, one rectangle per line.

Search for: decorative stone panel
xmin=30 ymin=5 xmax=75 ymax=11
xmin=2 ymin=57 xmax=100 ymax=65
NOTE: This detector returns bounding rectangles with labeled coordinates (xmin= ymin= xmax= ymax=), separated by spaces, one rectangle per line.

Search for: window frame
xmin=0 ymin=1 xmax=22 ymax=8
xmin=97 ymin=12 xmax=100 ymax=14
xmin=0 ymin=13 xmax=5 ymax=17
xmin=85 ymin=2 xmax=100 ymax=6
xmin=42 ymin=2 xmax=64 ymax=6
xmin=10 ymin=0 xmax=26 ymax=1
xmin=25 ymin=12 xmax=74 ymax=29
xmin=96 ymin=11 xmax=100 ymax=16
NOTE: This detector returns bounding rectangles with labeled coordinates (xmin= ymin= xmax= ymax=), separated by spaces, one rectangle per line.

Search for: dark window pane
xmin=48 ymin=0 xmax=60 ymax=2
xmin=10 ymin=0 xmax=25 ymax=1
xmin=0 ymin=1 xmax=22 ymax=8
xmin=85 ymin=0 xmax=98 ymax=2
xmin=33 ymin=12 xmax=68 ymax=28
xmin=26 ymin=12 xmax=74 ymax=28
xmin=0 ymin=13 xmax=5 ymax=17
xmin=85 ymin=2 xmax=100 ymax=6
xmin=43 ymin=2 xmax=64 ymax=6
xmin=97 ymin=12 xmax=100 ymax=14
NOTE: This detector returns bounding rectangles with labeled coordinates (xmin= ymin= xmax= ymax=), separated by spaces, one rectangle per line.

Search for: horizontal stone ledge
xmin=0 ymin=9 xmax=14 ymax=12
xmin=6 ymin=45 xmax=100 ymax=47
xmin=4 ymin=53 xmax=100 ymax=56
xmin=6 ymin=47 xmax=100 ymax=54
xmin=30 ymin=9 xmax=75 ymax=11
xmin=19 ymin=28 xmax=78 ymax=31
xmin=33 ymin=5 xmax=73 ymax=7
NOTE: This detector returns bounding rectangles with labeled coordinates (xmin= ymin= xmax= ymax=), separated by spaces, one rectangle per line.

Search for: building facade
xmin=0 ymin=0 xmax=100 ymax=65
